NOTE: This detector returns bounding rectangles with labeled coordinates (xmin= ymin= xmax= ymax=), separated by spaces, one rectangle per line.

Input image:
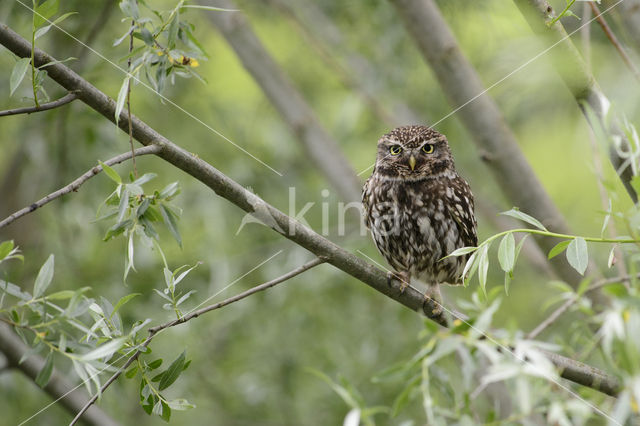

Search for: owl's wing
xmin=361 ymin=176 xmax=372 ymax=229
xmin=444 ymin=178 xmax=478 ymax=247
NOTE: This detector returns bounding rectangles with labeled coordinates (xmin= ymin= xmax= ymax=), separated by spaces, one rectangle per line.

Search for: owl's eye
xmin=389 ymin=145 xmax=403 ymax=156
xmin=422 ymin=144 xmax=434 ymax=154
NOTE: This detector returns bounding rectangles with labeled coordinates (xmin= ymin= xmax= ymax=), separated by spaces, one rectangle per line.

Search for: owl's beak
xmin=408 ymin=155 xmax=416 ymax=171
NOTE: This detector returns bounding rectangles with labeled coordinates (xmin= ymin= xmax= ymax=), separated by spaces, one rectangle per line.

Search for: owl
xmin=362 ymin=125 xmax=477 ymax=313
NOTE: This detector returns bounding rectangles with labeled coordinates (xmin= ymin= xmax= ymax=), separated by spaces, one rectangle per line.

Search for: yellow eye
xmin=422 ymin=144 xmax=434 ymax=154
xmin=389 ymin=145 xmax=403 ymax=155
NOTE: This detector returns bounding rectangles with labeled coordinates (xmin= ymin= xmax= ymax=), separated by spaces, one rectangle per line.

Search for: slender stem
xmin=0 ymin=145 xmax=160 ymax=230
xmin=0 ymin=92 xmax=76 ymax=117
xmin=589 ymin=1 xmax=640 ymax=83
xmin=126 ymin=19 xmax=137 ymax=178
xmin=69 ymin=258 xmax=325 ymax=425
xmin=482 ymin=228 xmax=639 ymax=247
xmin=548 ymin=0 xmax=576 ymax=26
xmin=30 ymin=10 xmax=39 ymax=108
xmin=527 ymin=273 xmax=639 ymax=339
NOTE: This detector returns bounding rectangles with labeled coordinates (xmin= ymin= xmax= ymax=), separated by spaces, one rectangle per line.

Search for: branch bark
xmin=512 ymin=0 xmax=638 ymax=205
xmin=0 ymin=21 xmax=621 ymax=399
xmin=388 ymin=0 xmax=590 ymax=291
xmin=0 ymin=145 xmax=160 ymax=230
xmin=0 ymin=323 xmax=117 ymax=426
xmin=206 ymin=2 xmax=361 ymax=203
xmin=0 ymin=92 xmax=77 ymax=117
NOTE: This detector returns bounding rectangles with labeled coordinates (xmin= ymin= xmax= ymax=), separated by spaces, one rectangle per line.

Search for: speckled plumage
xmin=362 ymin=125 xmax=477 ymax=289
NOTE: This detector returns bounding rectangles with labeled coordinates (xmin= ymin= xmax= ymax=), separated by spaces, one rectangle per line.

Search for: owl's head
xmin=374 ymin=125 xmax=455 ymax=179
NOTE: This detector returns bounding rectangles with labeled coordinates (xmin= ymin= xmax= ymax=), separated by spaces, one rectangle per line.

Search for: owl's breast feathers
xmin=362 ymin=172 xmax=477 ymax=284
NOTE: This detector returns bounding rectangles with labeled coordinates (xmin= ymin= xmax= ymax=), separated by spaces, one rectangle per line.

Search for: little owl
xmin=362 ymin=125 xmax=477 ymax=314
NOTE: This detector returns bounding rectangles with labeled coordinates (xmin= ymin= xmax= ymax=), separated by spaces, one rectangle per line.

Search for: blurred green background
xmin=0 ymin=0 xmax=638 ymax=424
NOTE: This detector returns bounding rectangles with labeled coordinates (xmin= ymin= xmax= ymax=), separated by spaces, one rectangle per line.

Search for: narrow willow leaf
xmin=446 ymin=246 xmax=477 ymax=258
xmin=159 ymin=204 xmax=182 ymax=247
xmin=78 ymin=337 xmax=126 ymax=361
xmin=33 ymin=0 xmax=59 ymax=28
xmin=497 ymin=233 xmax=515 ymax=273
xmin=34 ymin=12 xmax=76 ymax=39
xmin=566 ymin=237 xmax=588 ymax=275
xmin=158 ymin=351 xmax=186 ymax=391
xmin=500 ymin=208 xmax=547 ymax=231
xmin=0 ymin=240 xmax=14 ymax=260
xmin=99 ymin=161 xmax=122 ymax=184
xmin=166 ymin=398 xmax=195 ymax=411
xmin=478 ymin=245 xmax=489 ymax=296
xmin=111 ymin=293 xmax=140 ymax=319
xmin=548 ymin=240 xmax=571 ymax=259
xmin=10 ymin=58 xmax=31 ymax=96
xmin=35 ymin=352 xmax=54 ymax=387
xmin=115 ymin=76 xmax=130 ymax=124
xmin=33 ymin=254 xmax=54 ymax=298
xmin=607 ymin=245 xmax=616 ymax=268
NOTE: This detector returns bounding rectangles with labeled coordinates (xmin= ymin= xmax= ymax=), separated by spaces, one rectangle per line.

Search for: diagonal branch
xmin=0 ymin=22 xmax=621 ymax=398
xmin=512 ymin=0 xmax=638 ymax=204
xmin=0 ymin=145 xmax=160 ymax=230
xmin=69 ymin=257 xmax=326 ymax=425
xmin=0 ymin=92 xmax=76 ymax=117
xmin=589 ymin=1 xmax=640 ymax=83
xmin=0 ymin=323 xmax=117 ymax=426
xmin=527 ymin=273 xmax=640 ymax=340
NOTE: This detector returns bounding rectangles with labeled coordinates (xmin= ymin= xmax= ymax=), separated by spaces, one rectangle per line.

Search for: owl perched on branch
xmin=362 ymin=125 xmax=477 ymax=315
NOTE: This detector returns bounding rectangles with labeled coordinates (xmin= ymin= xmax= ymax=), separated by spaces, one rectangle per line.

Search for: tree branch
xmin=0 ymin=92 xmax=77 ymax=117
xmin=388 ymin=0 xmax=591 ymax=291
xmin=206 ymin=2 xmax=361 ymax=203
xmin=527 ymin=273 xmax=640 ymax=339
xmin=0 ymin=323 xmax=117 ymax=426
xmin=70 ymin=257 xmax=325 ymax=425
xmin=589 ymin=1 xmax=640 ymax=83
xmin=0 ymin=22 xmax=621 ymax=399
xmin=0 ymin=145 xmax=160 ymax=230
xmin=512 ymin=0 xmax=638 ymax=205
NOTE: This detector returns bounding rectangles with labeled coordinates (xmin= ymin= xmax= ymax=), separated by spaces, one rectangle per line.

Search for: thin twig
xmin=527 ymin=273 xmax=640 ymax=340
xmin=0 ymin=145 xmax=160 ymax=230
xmin=589 ymin=1 xmax=640 ymax=83
xmin=69 ymin=258 xmax=325 ymax=425
xmin=0 ymin=92 xmax=76 ymax=117
xmin=126 ymin=19 xmax=137 ymax=178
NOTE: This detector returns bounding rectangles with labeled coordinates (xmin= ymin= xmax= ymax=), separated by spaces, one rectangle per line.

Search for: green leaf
xmin=99 ymin=161 xmax=122 ymax=184
xmin=78 ymin=337 xmax=126 ymax=361
xmin=33 ymin=254 xmax=54 ymax=298
xmin=35 ymin=352 xmax=54 ymax=387
xmin=497 ymin=233 xmax=515 ymax=273
xmin=115 ymin=76 xmax=130 ymax=124
xmin=445 ymin=246 xmax=477 ymax=258
xmin=159 ymin=204 xmax=182 ymax=247
xmin=548 ymin=240 xmax=571 ymax=259
xmin=158 ymin=182 xmax=180 ymax=200
xmin=160 ymin=401 xmax=171 ymax=422
xmin=566 ymin=237 xmax=588 ymax=275
xmin=477 ymin=245 xmax=489 ymax=296
xmin=45 ymin=290 xmax=75 ymax=300
xmin=34 ymin=12 xmax=77 ymax=39
xmin=166 ymin=398 xmax=195 ymax=411
xmin=0 ymin=240 xmax=15 ymax=260
xmin=158 ymin=351 xmax=186 ymax=391
xmin=132 ymin=172 xmax=157 ymax=186
xmin=34 ymin=0 xmax=59 ymax=28
xmin=117 ymin=187 xmax=130 ymax=224
xmin=0 ymin=280 xmax=32 ymax=301
xmin=111 ymin=293 xmax=140 ymax=318
xmin=167 ymin=12 xmax=179 ymax=49
xmin=10 ymin=58 xmax=31 ymax=96
xmin=125 ymin=364 xmax=138 ymax=379
xmin=148 ymin=359 xmax=163 ymax=370
xmin=119 ymin=0 xmax=140 ymax=19
xmin=500 ymin=208 xmax=547 ymax=231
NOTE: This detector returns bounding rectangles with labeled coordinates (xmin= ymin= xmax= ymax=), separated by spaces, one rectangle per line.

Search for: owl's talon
xmin=422 ymin=295 xmax=443 ymax=318
xmin=387 ymin=271 xmax=410 ymax=293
